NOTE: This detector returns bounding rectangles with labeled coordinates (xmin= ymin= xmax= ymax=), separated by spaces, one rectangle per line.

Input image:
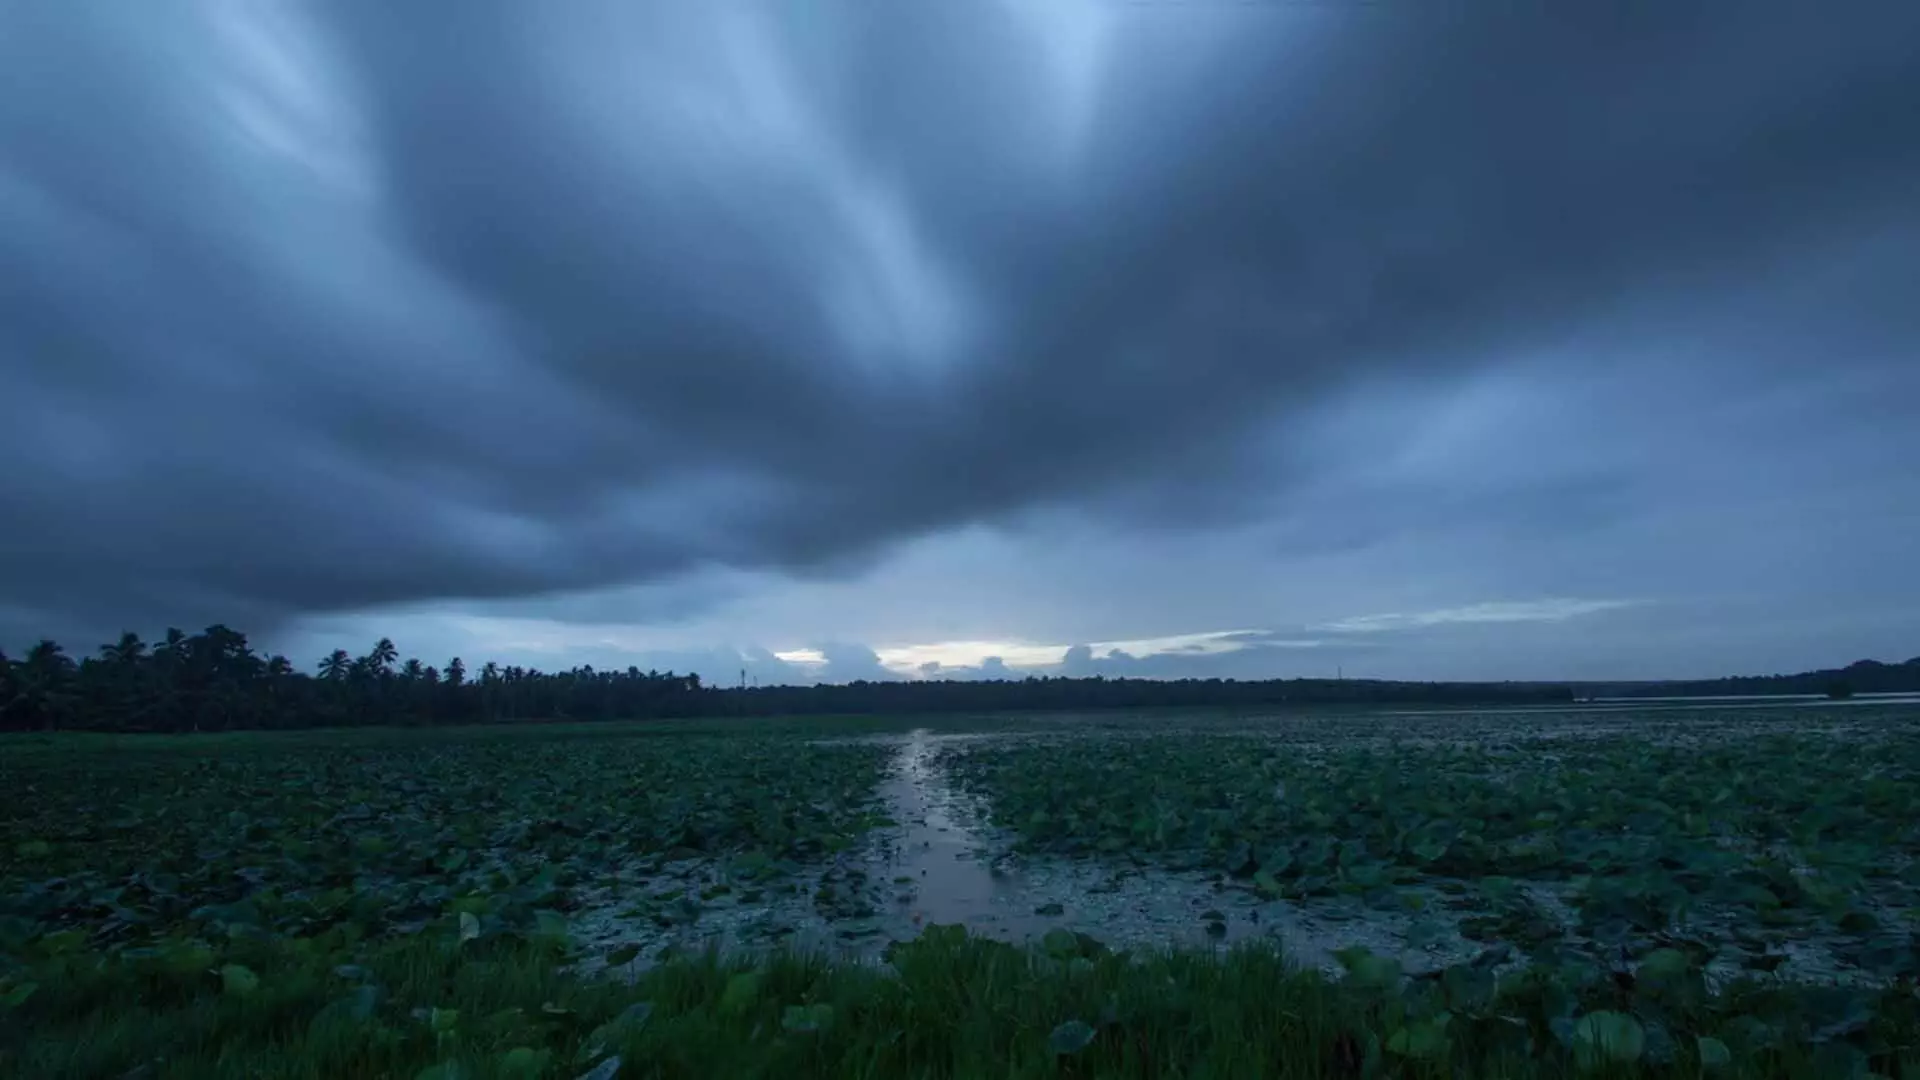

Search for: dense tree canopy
xmin=0 ymin=626 xmax=701 ymax=733
xmin=0 ymin=624 xmax=1589 ymax=733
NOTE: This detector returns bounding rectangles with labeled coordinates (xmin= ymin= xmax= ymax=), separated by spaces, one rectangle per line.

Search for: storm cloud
xmin=4 ymin=1 xmax=1918 ymax=678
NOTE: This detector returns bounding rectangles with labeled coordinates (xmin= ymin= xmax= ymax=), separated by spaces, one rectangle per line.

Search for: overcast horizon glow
xmin=5 ymin=1 xmax=1918 ymax=686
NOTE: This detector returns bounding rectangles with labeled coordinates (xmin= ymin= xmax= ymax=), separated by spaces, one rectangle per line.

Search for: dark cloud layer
xmin=4 ymin=1 xmax=1919 ymax=649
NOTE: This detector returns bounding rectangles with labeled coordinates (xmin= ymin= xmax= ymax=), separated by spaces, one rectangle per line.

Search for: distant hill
xmin=1582 ymin=656 xmax=1920 ymax=699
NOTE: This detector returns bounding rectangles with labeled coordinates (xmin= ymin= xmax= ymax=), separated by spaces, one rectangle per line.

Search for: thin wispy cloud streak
xmin=1319 ymin=600 xmax=1643 ymax=636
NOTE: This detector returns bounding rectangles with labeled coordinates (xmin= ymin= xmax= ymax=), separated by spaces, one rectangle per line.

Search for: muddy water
xmin=573 ymin=730 xmax=1483 ymax=977
xmin=568 ymin=729 xmax=1016 ymax=973
xmin=871 ymin=729 xmax=1027 ymax=932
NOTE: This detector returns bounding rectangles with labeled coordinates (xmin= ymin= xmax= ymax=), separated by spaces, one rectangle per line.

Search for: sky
xmin=4 ymin=1 xmax=1918 ymax=685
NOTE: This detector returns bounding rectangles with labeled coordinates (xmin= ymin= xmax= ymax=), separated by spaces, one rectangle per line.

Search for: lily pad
xmin=1573 ymin=1011 xmax=1645 ymax=1068
xmin=1048 ymin=1019 xmax=1097 ymax=1055
xmin=781 ymin=1002 xmax=835 ymax=1034
xmin=219 ymin=963 xmax=260 ymax=997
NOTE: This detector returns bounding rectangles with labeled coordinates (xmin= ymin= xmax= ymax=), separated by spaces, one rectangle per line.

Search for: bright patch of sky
xmin=874 ymin=640 xmax=1070 ymax=673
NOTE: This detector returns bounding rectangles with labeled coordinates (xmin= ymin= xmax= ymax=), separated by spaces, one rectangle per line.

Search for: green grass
xmin=10 ymin=920 xmax=1917 ymax=1078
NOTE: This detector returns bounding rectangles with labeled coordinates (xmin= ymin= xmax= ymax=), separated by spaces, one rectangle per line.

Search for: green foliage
xmin=717 ymin=971 xmax=762 ymax=1016
xmin=5 ymin=922 xmax=1915 ymax=1078
xmin=0 ymin=624 xmax=710 ymax=733
xmin=781 ymin=1002 xmax=834 ymax=1034
xmin=940 ymin=723 xmax=1920 ymax=968
xmin=496 ymin=1046 xmax=550 ymax=1078
xmin=218 ymin=963 xmax=259 ymax=997
xmin=1047 ymin=1018 xmax=1096 ymax=1055
xmin=1573 ymin=1011 xmax=1646 ymax=1068
xmin=6 ymin=710 xmax=1920 ymax=1076
xmin=1386 ymin=1014 xmax=1451 ymax=1061
xmin=1335 ymin=947 xmax=1404 ymax=991
xmin=0 ymin=728 xmax=890 ymax=958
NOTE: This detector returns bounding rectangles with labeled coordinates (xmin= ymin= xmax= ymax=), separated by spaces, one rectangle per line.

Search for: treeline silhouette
xmin=1593 ymin=656 xmax=1920 ymax=700
xmin=0 ymin=624 xmax=1576 ymax=733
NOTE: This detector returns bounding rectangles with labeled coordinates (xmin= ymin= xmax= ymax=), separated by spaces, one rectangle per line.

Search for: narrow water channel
xmin=872 ymin=728 xmax=1030 ymax=937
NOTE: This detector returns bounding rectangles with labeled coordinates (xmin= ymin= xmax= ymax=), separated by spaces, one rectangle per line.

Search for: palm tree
xmin=198 ymin=625 xmax=254 ymax=664
xmin=150 ymin=628 xmax=184 ymax=671
xmin=365 ymin=638 xmax=398 ymax=678
xmin=14 ymin=640 xmax=78 ymax=730
xmin=85 ymin=631 xmax=152 ymax=730
xmin=477 ymin=661 xmax=501 ymax=720
xmin=24 ymin=640 xmax=74 ymax=676
xmin=318 ymin=650 xmax=352 ymax=681
xmin=100 ymin=631 xmax=147 ymax=665
xmin=0 ymin=649 xmax=16 ymax=731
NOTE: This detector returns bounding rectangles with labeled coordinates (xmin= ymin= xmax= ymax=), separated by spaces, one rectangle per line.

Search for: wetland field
xmin=4 ymin=704 xmax=1920 ymax=1078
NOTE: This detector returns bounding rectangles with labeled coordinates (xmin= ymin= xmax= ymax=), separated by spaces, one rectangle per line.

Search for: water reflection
xmin=875 ymin=728 xmax=1024 ymax=933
